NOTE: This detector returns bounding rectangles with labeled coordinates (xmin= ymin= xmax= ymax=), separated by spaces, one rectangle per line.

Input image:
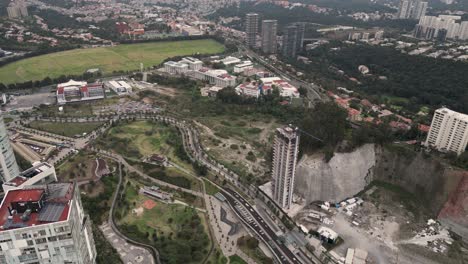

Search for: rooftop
xmin=0 ymin=183 xmax=74 ymax=231
xmin=5 ymin=162 xmax=53 ymax=188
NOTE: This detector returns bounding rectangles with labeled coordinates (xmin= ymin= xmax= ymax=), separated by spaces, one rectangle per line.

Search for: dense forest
xmin=302 ymin=44 xmax=468 ymax=114
xmin=208 ymin=2 xmax=417 ymax=32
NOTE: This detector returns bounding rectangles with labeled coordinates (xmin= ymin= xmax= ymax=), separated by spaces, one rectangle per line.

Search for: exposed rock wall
xmin=295 ymin=144 xmax=375 ymax=203
xmin=372 ymin=146 xmax=464 ymax=215
xmin=295 ymin=143 xmax=468 ymax=239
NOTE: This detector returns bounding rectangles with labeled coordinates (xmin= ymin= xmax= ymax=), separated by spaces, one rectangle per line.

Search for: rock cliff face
xmin=295 ymin=144 xmax=375 ymax=203
xmin=295 ymin=144 xmax=468 ymax=239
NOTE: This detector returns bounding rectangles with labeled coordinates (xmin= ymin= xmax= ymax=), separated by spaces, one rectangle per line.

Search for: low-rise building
xmin=164 ymin=61 xmax=189 ymax=74
xmin=106 ymin=80 xmax=132 ymax=95
xmin=235 ymin=81 xmax=263 ymax=98
xmin=56 ymin=80 xmax=104 ymax=105
xmin=140 ymin=186 xmax=172 ymax=201
xmin=220 ymin=56 xmax=241 ymax=66
xmin=180 ymin=57 xmax=203 ymax=70
xmin=260 ymin=77 xmax=300 ymax=98
xmin=189 ymin=68 xmax=236 ymax=87
xmin=233 ymin=61 xmax=254 ymax=74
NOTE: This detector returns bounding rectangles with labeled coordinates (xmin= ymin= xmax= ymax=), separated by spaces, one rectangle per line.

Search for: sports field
xmin=0 ymin=39 xmax=224 ymax=84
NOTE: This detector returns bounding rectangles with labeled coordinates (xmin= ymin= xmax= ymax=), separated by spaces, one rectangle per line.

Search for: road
xmin=222 ymin=188 xmax=304 ymax=264
xmin=26 ymin=112 xmax=318 ymax=263
xmin=108 ymin=161 xmax=162 ymax=264
xmin=232 ymin=43 xmax=325 ymax=106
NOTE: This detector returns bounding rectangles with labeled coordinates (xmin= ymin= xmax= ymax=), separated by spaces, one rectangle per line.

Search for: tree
xmin=300 ymin=102 xmax=347 ymax=152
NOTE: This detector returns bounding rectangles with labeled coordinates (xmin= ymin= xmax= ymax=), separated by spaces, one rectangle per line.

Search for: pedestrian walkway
xmin=100 ymin=223 xmax=154 ymax=264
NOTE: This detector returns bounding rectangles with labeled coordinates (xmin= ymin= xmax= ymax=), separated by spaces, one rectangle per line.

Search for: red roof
xmin=80 ymin=86 xmax=88 ymax=93
xmin=0 ymin=186 xmax=73 ymax=230
xmin=10 ymin=189 xmax=44 ymax=203
xmin=6 ymin=176 xmax=28 ymax=187
xmin=419 ymin=124 xmax=430 ymax=133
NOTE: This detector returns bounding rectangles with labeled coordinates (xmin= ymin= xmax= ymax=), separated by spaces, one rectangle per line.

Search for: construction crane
xmin=298 ymin=128 xmax=324 ymax=143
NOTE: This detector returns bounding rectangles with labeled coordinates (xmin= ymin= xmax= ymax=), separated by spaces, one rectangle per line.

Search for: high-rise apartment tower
xmin=245 ymin=13 xmax=259 ymax=47
xmin=271 ymin=126 xmax=300 ymax=209
xmin=425 ymin=107 xmax=468 ymax=156
xmin=261 ymin=20 xmax=278 ymax=54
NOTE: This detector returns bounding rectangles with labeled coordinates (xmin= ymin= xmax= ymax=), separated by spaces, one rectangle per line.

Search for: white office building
xmin=424 ymin=107 xmax=468 ymax=156
xmin=271 ymin=126 xmax=300 ymax=209
xmin=0 ymin=182 xmax=96 ymax=264
xmin=189 ymin=68 xmax=236 ymax=88
xmin=233 ymin=61 xmax=253 ymax=73
xmin=180 ymin=57 xmax=203 ymax=71
xmin=163 ymin=61 xmax=189 ymax=74
xmin=0 ymin=112 xmax=20 ymax=182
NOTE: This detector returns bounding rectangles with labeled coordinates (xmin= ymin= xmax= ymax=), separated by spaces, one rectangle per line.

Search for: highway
xmin=27 ymin=112 xmax=318 ymax=263
xmin=222 ymin=188 xmax=304 ymax=264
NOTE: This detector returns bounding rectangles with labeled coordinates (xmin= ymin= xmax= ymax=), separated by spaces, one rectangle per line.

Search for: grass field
xmin=117 ymin=180 xmax=210 ymax=264
xmin=0 ymin=39 xmax=224 ymax=84
xmin=29 ymin=121 xmax=103 ymax=137
xmin=229 ymin=255 xmax=248 ymax=264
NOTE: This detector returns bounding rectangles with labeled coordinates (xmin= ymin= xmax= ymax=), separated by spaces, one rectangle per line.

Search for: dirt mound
xmin=438 ymin=171 xmax=468 ymax=226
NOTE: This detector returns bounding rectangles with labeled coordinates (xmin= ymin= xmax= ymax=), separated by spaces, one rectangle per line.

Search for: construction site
xmin=290 ymin=143 xmax=468 ymax=264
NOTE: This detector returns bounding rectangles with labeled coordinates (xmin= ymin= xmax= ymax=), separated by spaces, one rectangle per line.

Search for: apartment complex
xmin=271 ymin=126 xmax=300 ymax=210
xmin=56 ymin=80 xmax=105 ymax=105
xmin=282 ymin=23 xmax=305 ymax=58
xmin=397 ymin=0 xmax=428 ymax=20
xmin=0 ymin=183 xmax=96 ymax=264
xmin=7 ymin=1 xmax=28 ymax=19
xmin=424 ymin=108 xmax=468 ymax=156
xmin=245 ymin=13 xmax=259 ymax=47
xmin=261 ymin=20 xmax=278 ymax=54
xmin=414 ymin=15 xmax=468 ymax=40
xmin=0 ymin=112 xmax=20 ymax=182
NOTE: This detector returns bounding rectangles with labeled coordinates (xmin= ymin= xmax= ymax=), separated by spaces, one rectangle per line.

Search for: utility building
xmin=271 ymin=126 xmax=300 ymax=209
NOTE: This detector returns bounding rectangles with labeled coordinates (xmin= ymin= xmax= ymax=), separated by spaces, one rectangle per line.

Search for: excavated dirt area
xmin=295 ymin=184 xmax=468 ymax=264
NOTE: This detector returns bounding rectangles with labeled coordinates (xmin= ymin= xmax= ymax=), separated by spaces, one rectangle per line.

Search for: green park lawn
xmin=0 ymin=39 xmax=224 ymax=84
xmin=95 ymin=120 xmax=200 ymax=190
xmin=117 ymin=181 xmax=210 ymax=264
xmin=229 ymin=255 xmax=248 ymax=264
xmin=28 ymin=120 xmax=103 ymax=137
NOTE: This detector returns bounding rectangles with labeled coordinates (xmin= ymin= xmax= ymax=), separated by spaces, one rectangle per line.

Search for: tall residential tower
xmin=261 ymin=20 xmax=278 ymax=54
xmin=282 ymin=23 xmax=305 ymax=59
xmin=0 ymin=112 xmax=20 ymax=182
xmin=245 ymin=13 xmax=259 ymax=48
xmin=397 ymin=0 xmax=428 ymax=20
xmin=271 ymin=126 xmax=300 ymax=210
xmin=424 ymin=107 xmax=468 ymax=156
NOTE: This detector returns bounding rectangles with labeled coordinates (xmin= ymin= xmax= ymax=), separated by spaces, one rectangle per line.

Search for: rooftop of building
xmin=4 ymin=162 xmax=53 ymax=188
xmin=0 ymin=183 xmax=74 ymax=231
xmin=277 ymin=126 xmax=299 ymax=139
xmin=436 ymin=107 xmax=468 ymax=122
xmin=182 ymin=57 xmax=202 ymax=63
xmin=57 ymin=79 xmax=87 ymax=88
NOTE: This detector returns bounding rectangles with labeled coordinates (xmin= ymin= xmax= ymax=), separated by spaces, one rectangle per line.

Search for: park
xmin=0 ymin=39 xmax=225 ymax=84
